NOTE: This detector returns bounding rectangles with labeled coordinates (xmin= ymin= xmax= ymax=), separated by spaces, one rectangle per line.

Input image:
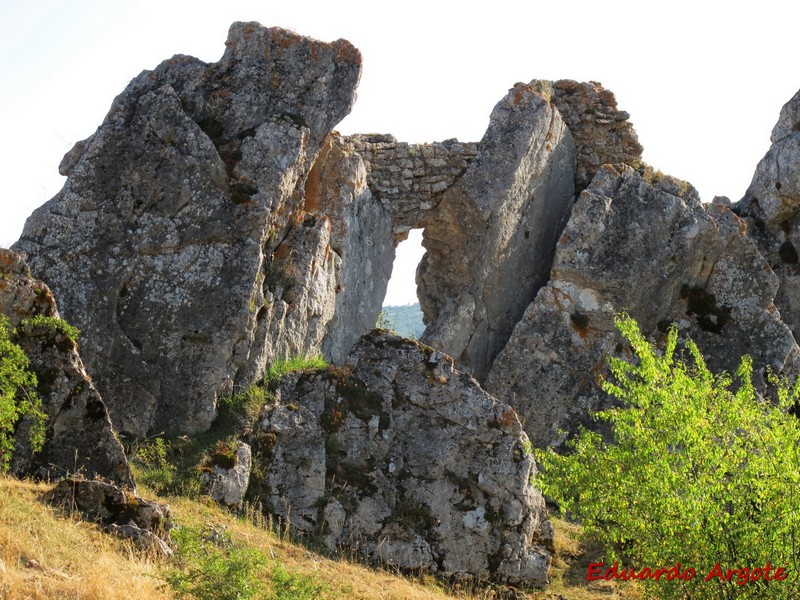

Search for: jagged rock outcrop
xmin=0 ymin=250 xmax=133 ymax=487
xmin=416 ymin=82 xmax=577 ymax=381
xmin=253 ymin=330 xmax=552 ymax=586
xmin=347 ymin=134 xmax=479 ymax=238
xmin=311 ymin=134 xmax=395 ymax=364
xmin=734 ymin=87 xmax=800 ymax=341
xmin=13 ymin=23 xmax=362 ymax=437
xmin=486 ymin=165 xmax=800 ymax=447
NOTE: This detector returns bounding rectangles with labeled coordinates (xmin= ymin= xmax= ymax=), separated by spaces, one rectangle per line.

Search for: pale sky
xmin=2 ymin=0 xmax=798 ymax=306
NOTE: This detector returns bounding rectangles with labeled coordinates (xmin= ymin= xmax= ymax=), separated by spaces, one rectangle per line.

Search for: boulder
xmin=0 ymin=249 xmax=133 ymax=487
xmin=13 ymin=23 xmax=362 ymax=437
xmin=486 ymin=165 xmax=800 ymax=447
xmin=417 ymin=82 xmax=576 ymax=381
xmin=253 ymin=330 xmax=552 ymax=586
xmin=50 ymin=477 xmax=172 ymax=555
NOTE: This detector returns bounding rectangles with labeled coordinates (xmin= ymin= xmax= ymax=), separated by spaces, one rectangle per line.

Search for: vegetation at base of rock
xmin=4 ymin=474 xmax=566 ymax=599
xmin=0 ymin=316 xmax=45 ymax=472
xmin=20 ymin=314 xmax=80 ymax=344
xmin=131 ymin=355 xmax=327 ymax=497
xmin=536 ymin=314 xmax=800 ymax=599
xmin=164 ymin=524 xmax=268 ymax=599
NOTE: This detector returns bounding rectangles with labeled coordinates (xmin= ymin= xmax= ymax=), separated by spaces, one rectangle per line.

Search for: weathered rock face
xmin=733 ymin=87 xmax=800 ymax=341
xmin=14 ymin=23 xmax=362 ymax=437
xmin=0 ymin=250 xmax=133 ymax=487
xmin=310 ymin=134 xmax=395 ymax=364
xmin=486 ymin=165 xmax=800 ymax=447
xmin=201 ymin=441 xmax=251 ymax=509
xmin=417 ymin=83 xmax=577 ymax=381
xmin=547 ymin=80 xmax=643 ymax=191
xmin=253 ymin=331 xmax=552 ymax=586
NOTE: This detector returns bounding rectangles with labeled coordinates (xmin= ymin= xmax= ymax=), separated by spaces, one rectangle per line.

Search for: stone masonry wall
xmin=346 ymin=134 xmax=478 ymax=237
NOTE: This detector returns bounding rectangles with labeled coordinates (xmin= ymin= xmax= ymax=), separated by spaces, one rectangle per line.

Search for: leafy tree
xmin=536 ymin=315 xmax=800 ymax=599
xmin=0 ymin=315 xmax=45 ymax=471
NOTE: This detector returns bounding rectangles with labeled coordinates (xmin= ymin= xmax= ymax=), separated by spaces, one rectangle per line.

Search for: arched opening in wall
xmin=380 ymin=228 xmax=425 ymax=339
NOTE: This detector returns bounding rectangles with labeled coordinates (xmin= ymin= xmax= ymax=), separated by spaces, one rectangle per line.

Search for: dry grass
xmin=0 ymin=475 xmax=640 ymax=599
xmin=0 ymin=477 xmax=168 ymax=600
xmin=529 ymin=517 xmax=641 ymax=600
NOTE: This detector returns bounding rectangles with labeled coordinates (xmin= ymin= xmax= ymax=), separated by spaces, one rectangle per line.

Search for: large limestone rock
xmin=487 ymin=165 xmax=800 ymax=447
xmin=734 ymin=87 xmax=800 ymax=341
xmin=253 ymin=330 xmax=552 ymax=586
xmin=0 ymin=250 xmax=132 ymax=487
xmin=417 ymin=82 xmax=577 ymax=381
xmin=14 ymin=23 xmax=362 ymax=437
xmin=311 ymin=134 xmax=395 ymax=364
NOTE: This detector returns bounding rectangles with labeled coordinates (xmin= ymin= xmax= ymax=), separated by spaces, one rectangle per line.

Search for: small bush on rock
xmin=0 ymin=316 xmax=45 ymax=471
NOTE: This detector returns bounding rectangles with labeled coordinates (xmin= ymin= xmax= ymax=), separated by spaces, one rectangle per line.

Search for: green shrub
xmin=0 ymin=316 xmax=45 ymax=471
xmin=269 ymin=563 xmax=329 ymax=599
xmin=164 ymin=524 xmax=267 ymax=600
xmin=536 ymin=314 xmax=800 ymax=599
xmin=20 ymin=314 xmax=80 ymax=344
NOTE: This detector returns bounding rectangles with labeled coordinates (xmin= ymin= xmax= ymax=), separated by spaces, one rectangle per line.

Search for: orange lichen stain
xmin=546 ymin=143 xmax=552 ymax=152
xmin=558 ymin=233 xmax=570 ymax=245
xmin=241 ymin=23 xmax=259 ymax=35
xmin=303 ymin=163 xmax=323 ymax=214
xmin=570 ymin=321 xmax=593 ymax=341
xmin=550 ymin=287 xmax=572 ymax=311
xmin=332 ymin=40 xmax=362 ymax=66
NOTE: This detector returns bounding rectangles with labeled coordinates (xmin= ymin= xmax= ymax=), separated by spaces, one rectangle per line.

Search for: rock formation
xmin=416 ymin=82 xmax=576 ymax=381
xmin=0 ymin=249 xmax=133 ymax=487
xmin=253 ymin=330 xmax=552 ymax=586
xmin=14 ymin=23 xmax=363 ymax=437
xmin=15 ymin=20 xmax=800 ymax=591
xmin=486 ymin=165 xmax=800 ymax=446
xmin=733 ymin=88 xmax=800 ymax=342
xmin=310 ymin=134 xmax=395 ymax=364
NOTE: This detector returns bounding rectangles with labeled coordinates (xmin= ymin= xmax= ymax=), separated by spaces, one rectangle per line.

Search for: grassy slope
xmin=0 ymin=475 xmax=641 ymax=600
